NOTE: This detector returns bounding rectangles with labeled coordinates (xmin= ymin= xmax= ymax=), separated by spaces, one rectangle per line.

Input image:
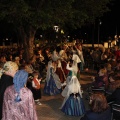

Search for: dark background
xmin=0 ymin=0 xmax=120 ymax=45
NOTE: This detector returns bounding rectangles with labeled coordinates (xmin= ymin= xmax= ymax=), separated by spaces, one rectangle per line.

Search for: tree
xmin=0 ymin=0 xmax=112 ymax=61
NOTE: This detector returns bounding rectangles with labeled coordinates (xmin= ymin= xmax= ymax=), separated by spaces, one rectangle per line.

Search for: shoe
xmin=36 ymin=102 xmax=42 ymax=105
xmin=35 ymin=99 xmax=39 ymax=102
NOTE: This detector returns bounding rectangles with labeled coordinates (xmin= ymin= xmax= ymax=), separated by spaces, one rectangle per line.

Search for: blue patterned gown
xmin=61 ymin=76 xmax=85 ymax=116
xmin=44 ymin=67 xmax=61 ymax=95
xmin=61 ymin=93 xmax=85 ymax=116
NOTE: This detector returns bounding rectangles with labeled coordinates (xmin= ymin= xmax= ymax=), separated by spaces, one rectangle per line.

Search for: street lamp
xmin=98 ymin=20 xmax=102 ymax=47
xmin=53 ymin=26 xmax=59 ymax=32
xmin=114 ymin=35 xmax=118 ymax=46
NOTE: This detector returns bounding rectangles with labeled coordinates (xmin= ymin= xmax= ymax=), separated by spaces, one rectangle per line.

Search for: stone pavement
xmin=36 ymin=69 xmax=97 ymax=120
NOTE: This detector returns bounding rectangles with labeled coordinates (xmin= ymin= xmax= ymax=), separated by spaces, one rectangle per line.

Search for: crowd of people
xmin=0 ymin=41 xmax=120 ymax=120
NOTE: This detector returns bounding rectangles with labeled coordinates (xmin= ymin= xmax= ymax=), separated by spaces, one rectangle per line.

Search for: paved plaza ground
xmin=36 ymin=69 xmax=97 ymax=120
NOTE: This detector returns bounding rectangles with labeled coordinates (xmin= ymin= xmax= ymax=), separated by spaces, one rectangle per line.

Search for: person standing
xmin=0 ymin=61 xmax=18 ymax=120
xmin=60 ymin=76 xmax=85 ymax=116
xmin=44 ymin=60 xmax=62 ymax=95
xmin=51 ymin=49 xmax=66 ymax=83
xmin=2 ymin=70 xmax=38 ymax=120
xmin=31 ymin=71 xmax=42 ymax=105
xmin=75 ymin=44 xmax=85 ymax=71
xmin=66 ymin=59 xmax=78 ymax=83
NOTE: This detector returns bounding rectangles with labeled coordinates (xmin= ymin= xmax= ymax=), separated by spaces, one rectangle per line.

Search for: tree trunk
xmin=18 ymin=26 xmax=36 ymax=62
xmin=25 ymin=33 xmax=35 ymax=62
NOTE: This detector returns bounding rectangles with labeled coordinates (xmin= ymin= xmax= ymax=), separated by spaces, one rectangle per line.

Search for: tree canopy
xmin=0 ymin=0 xmax=112 ymax=30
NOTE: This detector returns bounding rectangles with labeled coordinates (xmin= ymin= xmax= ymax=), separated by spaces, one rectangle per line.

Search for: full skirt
xmin=61 ymin=94 xmax=85 ymax=116
xmin=44 ymin=76 xmax=61 ymax=95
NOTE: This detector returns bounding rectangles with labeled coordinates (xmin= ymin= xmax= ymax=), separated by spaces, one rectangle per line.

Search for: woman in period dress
xmin=77 ymin=44 xmax=85 ymax=71
xmin=59 ymin=45 xmax=69 ymax=76
xmin=56 ymin=59 xmax=66 ymax=83
xmin=44 ymin=60 xmax=62 ymax=95
xmin=60 ymin=75 xmax=85 ymax=116
xmin=61 ymin=58 xmax=80 ymax=93
xmin=51 ymin=49 xmax=66 ymax=83
xmin=66 ymin=56 xmax=79 ymax=84
xmin=2 ymin=70 xmax=38 ymax=120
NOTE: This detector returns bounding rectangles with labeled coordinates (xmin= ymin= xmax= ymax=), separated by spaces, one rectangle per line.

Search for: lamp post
xmin=108 ymin=36 xmax=112 ymax=48
xmin=108 ymin=40 xmax=111 ymax=48
xmin=98 ymin=20 xmax=102 ymax=47
xmin=114 ymin=35 xmax=118 ymax=46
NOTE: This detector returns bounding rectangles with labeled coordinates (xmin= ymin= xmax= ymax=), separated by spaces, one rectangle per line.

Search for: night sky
xmin=70 ymin=0 xmax=120 ymax=43
xmin=98 ymin=0 xmax=120 ymax=41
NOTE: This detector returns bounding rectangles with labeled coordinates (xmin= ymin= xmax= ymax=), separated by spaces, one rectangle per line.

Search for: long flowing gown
xmin=61 ymin=76 xmax=85 ymax=116
xmin=44 ymin=66 xmax=61 ymax=95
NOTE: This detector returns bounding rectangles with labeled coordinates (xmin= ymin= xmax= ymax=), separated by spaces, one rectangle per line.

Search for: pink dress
xmin=2 ymin=85 xmax=38 ymax=120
